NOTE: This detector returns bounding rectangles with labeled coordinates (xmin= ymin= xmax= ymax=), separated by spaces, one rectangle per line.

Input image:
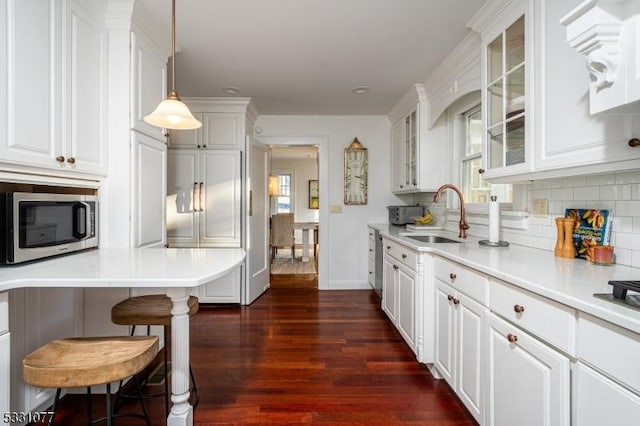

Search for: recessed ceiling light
xmin=222 ymin=87 xmax=240 ymax=95
xmin=352 ymin=86 xmax=370 ymax=95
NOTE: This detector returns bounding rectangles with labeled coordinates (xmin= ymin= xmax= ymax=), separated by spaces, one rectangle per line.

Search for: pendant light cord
xmin=171 ymin=0 xmax=176 ymax=94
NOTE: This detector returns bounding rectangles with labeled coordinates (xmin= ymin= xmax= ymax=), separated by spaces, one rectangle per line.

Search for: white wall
xmin=256 ymin=115 xmax=403 ymax=289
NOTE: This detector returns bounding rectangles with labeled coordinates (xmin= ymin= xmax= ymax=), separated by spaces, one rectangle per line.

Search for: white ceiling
xmin=138 ymin=0 xmax=487 ymax=115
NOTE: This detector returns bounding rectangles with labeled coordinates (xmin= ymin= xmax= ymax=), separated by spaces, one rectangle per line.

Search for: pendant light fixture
xmin=144 ymin=0 xmax=202 ymax=130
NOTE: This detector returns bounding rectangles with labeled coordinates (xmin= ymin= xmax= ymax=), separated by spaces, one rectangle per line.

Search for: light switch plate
xmin=329 ymin=205 xmax=343 ymax=214
xmin=532 ymin=199 xmax=548 ymax=216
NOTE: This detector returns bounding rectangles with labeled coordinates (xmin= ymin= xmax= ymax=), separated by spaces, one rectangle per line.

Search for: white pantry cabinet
xmin=561 ymin=0 xmax=640 ymax=115
xmin=169 ymin=112 xmax=244 ymax=150
xmin=486 ymin=313 xmax=570 ymax=426
xmin=388 ymin=85 xmax=447 ymax=194
xmin=0 ymin=0 xmax=108 ymax=176
xmin=167 ymin=149 xmax=242 ymax=248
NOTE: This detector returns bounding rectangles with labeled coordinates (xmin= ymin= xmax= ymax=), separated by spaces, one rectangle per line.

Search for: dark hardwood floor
xmin=34 ymin=286 xmax=475 ymax=425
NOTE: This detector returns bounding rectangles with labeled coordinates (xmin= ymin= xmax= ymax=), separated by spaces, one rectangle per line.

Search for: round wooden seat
xmin=23 ymin=336 xmax=159 ymax=389
xmin=111 ymin=295 xmax=199 ymax=326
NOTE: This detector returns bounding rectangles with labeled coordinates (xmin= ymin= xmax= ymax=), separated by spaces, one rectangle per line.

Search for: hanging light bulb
xmin=144 ymin=0 xmax=202 ymax=130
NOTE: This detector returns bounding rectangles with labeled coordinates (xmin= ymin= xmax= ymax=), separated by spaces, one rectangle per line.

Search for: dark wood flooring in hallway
xmin=34 ymin=288 xmax=476 ymax=425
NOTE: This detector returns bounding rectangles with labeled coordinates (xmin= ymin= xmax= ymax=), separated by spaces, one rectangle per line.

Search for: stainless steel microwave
xmin=0 ymin=192 xmax=98 ymax=265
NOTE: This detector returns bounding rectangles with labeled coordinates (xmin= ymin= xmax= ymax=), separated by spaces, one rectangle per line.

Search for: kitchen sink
xmin=406 ymin=235 xmax=461 ymax=244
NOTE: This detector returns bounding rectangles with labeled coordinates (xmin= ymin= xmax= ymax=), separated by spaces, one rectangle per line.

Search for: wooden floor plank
xmin=34 ymin=288 xmax=475 ymax=425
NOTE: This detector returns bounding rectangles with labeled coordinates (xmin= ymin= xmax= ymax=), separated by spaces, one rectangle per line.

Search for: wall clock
xmin=344 ymin=138 xmax=368 ymax=205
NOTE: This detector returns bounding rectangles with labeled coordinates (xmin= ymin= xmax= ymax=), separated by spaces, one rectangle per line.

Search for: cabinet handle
xmin=199 ymin=182 xmax=204 ymax=211
xmin=402 ymin=254 xmax=407 ymax=259
xmin=387 ymin=245 xmax=391 ymax=250
xmin=507 ymin=333 xmax=518 ymax=343
xmin=393 ymin=265 xmax=399 ymax=270
xmin=453 ymin=298 xmax=460 ymax=305
xmin=56 ymin=156 xmax=65 ymax=163
xmin=514 ymin=304 xmax=525 ymax=314
xmin=66 ymin=157 xmax=75 ymax=164
xmin=400 ymin=185 xmax=404 ymax=188
xmin=197 ymin=145 xmax=201 ymax=148
xmin=203 ymin=144 xmax=207 ymax=148
xmin=165 ymin=243 xmax=170 ymax=248
xmin=447 ymin=294 xmax=453 ymax=301
xmin=629 ymin=138 xmax=640 ymax=147
xmin=193 ymin=182 xmax=198 ymax=211
xmin=478 ymin=168 xmax=485 ymax=174
xmin=449 ymin=273 xmax=457 ymax=280
xmin=369 ymin=249 xmax=373 ymax=252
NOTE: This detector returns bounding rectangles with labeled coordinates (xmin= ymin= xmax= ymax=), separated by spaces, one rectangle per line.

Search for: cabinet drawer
xmin=384 ymin=239 xmax=418 ymax=271
xmin=434 ymin=257 xmax=488 ymax=305
xmin=0 ymin=292 xmax=7 ymax=334
xmin=578 ymin=314 xmax=640 ymax=393
xmin=490 ymin=279 xmax=576 ymax=355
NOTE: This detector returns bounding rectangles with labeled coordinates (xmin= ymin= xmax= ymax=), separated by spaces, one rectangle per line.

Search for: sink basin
xmin=406 ymin=235 xmax=461 ymax=244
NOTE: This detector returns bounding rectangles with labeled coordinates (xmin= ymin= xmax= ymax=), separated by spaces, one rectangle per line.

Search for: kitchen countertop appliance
xmin=387 ymin=205 xmax=425 ymax=225
xmin=594 ymin=281 xmax=640 ymax=311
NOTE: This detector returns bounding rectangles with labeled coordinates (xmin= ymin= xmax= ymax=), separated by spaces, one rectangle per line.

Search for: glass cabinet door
xmin=485 ymin=15 xmax=525 ymax=171
xmin=405 ymin=110 xmax=417 ymax=188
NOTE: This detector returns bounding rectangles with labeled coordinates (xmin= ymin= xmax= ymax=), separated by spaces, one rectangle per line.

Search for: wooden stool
xmin=23 ymin=336 xmax=158 ymax=426
xmin=111 ymin=295 xmax=200 ymax=414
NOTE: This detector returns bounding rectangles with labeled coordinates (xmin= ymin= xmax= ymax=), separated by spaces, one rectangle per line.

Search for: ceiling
xmin=138 ymin=0 xmax=487 ymax=115
xmin=271 ymin=145 xmax=318 ymax=160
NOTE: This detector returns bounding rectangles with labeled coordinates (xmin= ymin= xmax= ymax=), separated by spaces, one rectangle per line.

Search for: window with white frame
xmin=460 ymin=105 xmax=512 ymax=205
xmin=275 ymin=173 xmax=293 ymax=213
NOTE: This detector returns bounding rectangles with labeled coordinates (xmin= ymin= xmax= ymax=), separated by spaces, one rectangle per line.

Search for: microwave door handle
xmin=73 ymin=202 xmax=88 ymax=239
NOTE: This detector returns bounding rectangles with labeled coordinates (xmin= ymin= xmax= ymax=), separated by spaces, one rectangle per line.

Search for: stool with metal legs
xmin=111 ymin=294 xmax=200 ymax=415
xmin=23 ymin=336 xmax=158 ymax=426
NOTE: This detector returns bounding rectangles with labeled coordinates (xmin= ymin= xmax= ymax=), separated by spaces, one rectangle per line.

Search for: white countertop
xmin=0 ymin=247 xmax=246 ymax=292
xmin=370 ymin=223 xmax=640 ymax=335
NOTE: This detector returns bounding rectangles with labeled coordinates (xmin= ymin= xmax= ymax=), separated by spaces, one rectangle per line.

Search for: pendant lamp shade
xmin=143 ymin=0 xmax=201 ymax=130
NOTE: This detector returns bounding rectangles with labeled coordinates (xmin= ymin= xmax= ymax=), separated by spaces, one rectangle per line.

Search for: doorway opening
xmin=268 ymin=145 xmax=319 ymax=288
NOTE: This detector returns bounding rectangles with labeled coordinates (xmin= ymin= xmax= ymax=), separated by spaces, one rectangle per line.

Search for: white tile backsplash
xmin=439 ymin=170 xmax=640 ymax=267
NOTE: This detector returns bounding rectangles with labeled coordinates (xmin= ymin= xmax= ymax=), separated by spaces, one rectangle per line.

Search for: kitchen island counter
xmin=0 ymin=247 xmax=246 ymax=426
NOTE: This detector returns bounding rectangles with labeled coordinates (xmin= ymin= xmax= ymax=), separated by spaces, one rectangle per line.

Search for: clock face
xmin=344 ymin=149 xmax=367 ymax=205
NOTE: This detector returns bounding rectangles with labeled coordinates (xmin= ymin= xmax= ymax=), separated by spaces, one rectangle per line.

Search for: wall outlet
xmin=329 ymin=204 xmax=343 ymax=214
xmin=532 ymin=199 xmax=549 ymax=216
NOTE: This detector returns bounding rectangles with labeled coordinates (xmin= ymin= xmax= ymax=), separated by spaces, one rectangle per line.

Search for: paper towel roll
xmin=489 ymin=196 xmax=499 ymax=243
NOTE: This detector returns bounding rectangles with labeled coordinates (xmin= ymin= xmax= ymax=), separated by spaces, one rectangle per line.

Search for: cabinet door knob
xmin=447 ymin=294 xmax=453 ymax=301
xmin=203 ymin=145 xmax=207 ymax=148
xmin=402 ymin=254 xmax=407 ymax=259
xmin=514 ymin=304 xmax=525 ymax=313
xmin=386 ymin=245 xmax=391 ymax=250
xmin=66 ymin=157 xmax=75 ymax=164
xmin=629 ymin=138 xmax=640 ymax=147
xmin=449 ymin=273 xmax=457 ymax=280
xmin=453 ymin=298 xmax=460 ymax=305
xmin=507 ymin=333 xmax=518 ymax=343
xmin=393 ymin=265 xmax=399 ymax=270
xmin=369 ymin=249 xmax=373 ymax=252
xmin=56 ymin=156 xmax=65 ymax=163
xmin=478 ymin=168 xmax=485 ymax=174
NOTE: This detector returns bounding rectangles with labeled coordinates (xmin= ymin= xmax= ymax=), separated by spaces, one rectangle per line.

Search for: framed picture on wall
xmin=309 ymin=180 xmax=319 ymax=209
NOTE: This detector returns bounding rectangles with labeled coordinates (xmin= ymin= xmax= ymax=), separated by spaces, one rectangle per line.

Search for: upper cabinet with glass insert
xmin=477 ymin=0 xmax=533 ymax=180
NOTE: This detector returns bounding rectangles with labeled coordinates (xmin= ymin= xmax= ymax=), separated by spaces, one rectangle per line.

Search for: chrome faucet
xmin=433 ymin=184 xmax=469 ymax=238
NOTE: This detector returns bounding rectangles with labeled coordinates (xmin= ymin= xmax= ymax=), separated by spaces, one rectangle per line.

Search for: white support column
xmin=166 ymin=287 xmax=193 ymax=426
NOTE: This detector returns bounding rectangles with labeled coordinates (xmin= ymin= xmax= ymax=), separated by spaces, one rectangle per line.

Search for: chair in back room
xmin=270 ymin=213 xmax=295 ymax=263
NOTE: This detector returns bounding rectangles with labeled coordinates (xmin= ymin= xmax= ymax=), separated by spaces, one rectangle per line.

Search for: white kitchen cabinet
xmin=574 ymin=361 xmax=640 ymax=426
xmin=486 ymin=312 xmax=570 ymax=426
xmin=434 ymin=269 xmax=486 ymax=423
xmin=167 ymin=149 xmax=242 ymax=248
xmin=169 ymin=112 xmax=244 ymax=150
xmin=131 ymin=132 xmax=167 ymax=248
xmin=473 ymin=0 xmax=533 ymax=181
xmin=388 ymin=85 xmax=447 ymax=193
xmin=130 ymin=30 xmax=168 ymax=141
xmin=367 ymin=229 xmax=375 ymax=289
xmin=381 ymin=238 xmax=425 ymax=357
xmin=561 ymin=0 xmax=640 ymax=114
xmin=0 ymin=292 xmax=8 ymax=417
xmin=195 ymin=266 xmax=242 ymax=304
xmin=0 ymin=0 xmax=108 ymax=176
